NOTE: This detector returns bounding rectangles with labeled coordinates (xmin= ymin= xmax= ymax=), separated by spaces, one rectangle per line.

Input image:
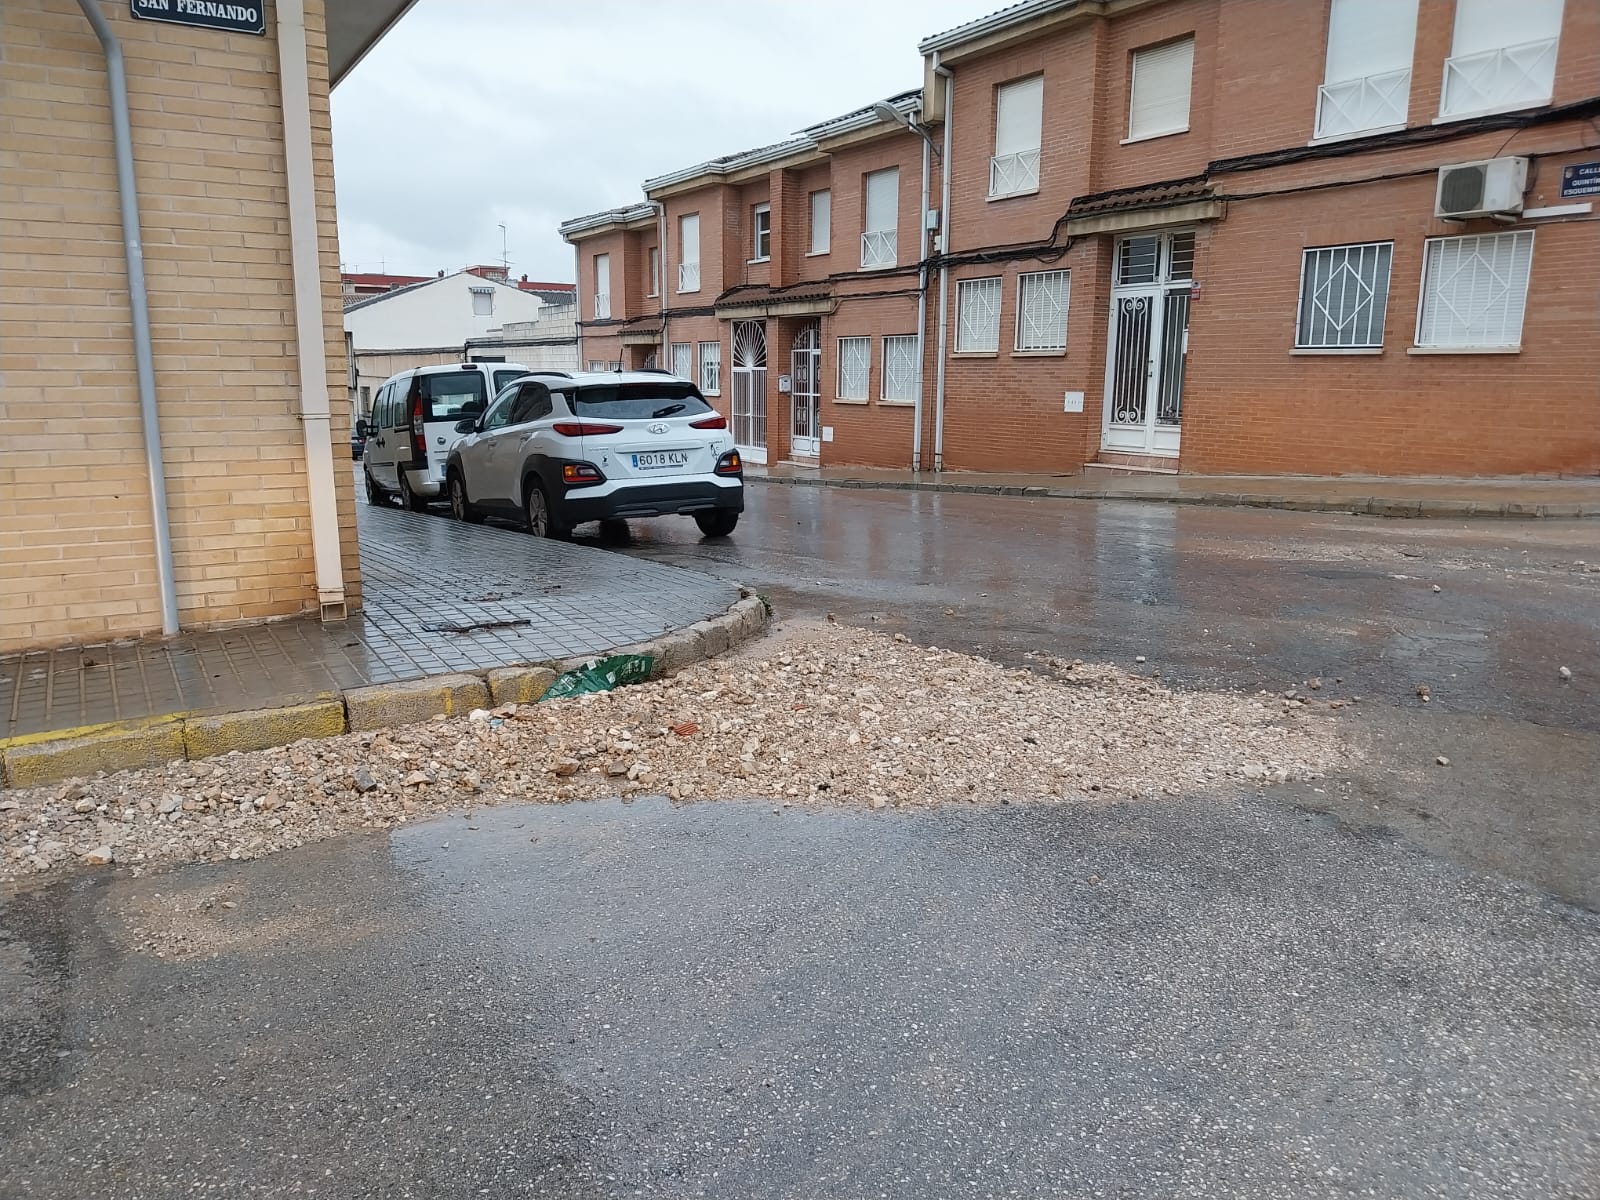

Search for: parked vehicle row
xmin=360 ymin=365 xmax=743 ymax=539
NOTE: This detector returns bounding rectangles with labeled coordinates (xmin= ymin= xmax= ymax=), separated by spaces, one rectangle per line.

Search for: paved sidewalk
xmin=750 ymin=464 xmax=1600 ymax=519
xmin=0 ymin=505 xmax=741 ymax=740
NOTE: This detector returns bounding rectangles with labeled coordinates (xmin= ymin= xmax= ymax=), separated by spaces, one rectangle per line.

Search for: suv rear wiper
xmin=651 ymin=403 xmax=687 ymax=418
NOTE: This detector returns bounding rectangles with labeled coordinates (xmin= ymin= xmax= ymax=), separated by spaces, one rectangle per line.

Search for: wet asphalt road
xmin=4 ymin=487 xmax=1599 ymax=1199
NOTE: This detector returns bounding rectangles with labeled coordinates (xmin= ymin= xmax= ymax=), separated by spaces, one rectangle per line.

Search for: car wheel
xmin=525 ymin=482 xmax=570 ymax=540
xmin=694 ymin=510 xmax=739 ymax=538
xmin=448 ymin=472 xmax=485 ymax=524
xmin=363 ymin=468 xmax=385 ymax=506
xmin=397 ymin=470 xmax=428 ymax=513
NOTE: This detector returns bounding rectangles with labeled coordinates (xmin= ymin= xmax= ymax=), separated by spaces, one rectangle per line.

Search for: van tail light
xmin=409 ymin=385 xmax=426 ymax=460
xmin=690 ymin=414 xmax=727 ymax=429
xmin=552 ymin=421 xmax=624 ymax=437
xmin=714 ymin=450 xmax=743 ymax=476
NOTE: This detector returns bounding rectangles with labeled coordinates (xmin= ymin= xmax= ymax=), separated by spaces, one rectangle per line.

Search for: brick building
xmin=562 ymin=0 xmax=1600 ymax=479
xmin=1 ymin=0 xmax=413 ymax=653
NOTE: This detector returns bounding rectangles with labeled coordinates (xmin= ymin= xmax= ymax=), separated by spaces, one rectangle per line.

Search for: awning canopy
xmin=328 ymin=0 xmax=419 ymax=88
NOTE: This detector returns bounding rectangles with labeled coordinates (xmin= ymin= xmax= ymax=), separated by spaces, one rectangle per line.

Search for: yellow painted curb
xmin=486 ymin=666 xmax=559 ymax=706
xmin=2 ymin=717 xmax=187 ymax=790
xmin=182 ymin=697 xmax=348 ymax=760
xmin=344 ymin=673 xmax=490 ymax=732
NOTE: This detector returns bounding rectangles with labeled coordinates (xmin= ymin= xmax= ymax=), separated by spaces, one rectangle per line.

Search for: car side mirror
xmin=455 ymin=418 xmax=476 ymax=434
xmin=355 ymin=419 xmax=369 ymax=437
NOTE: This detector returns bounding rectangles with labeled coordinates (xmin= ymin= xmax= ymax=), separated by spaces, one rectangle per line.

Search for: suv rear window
xmin=421 ymin=371 xmax=487 ymax=420
xmin=571 ymin=381 xmax=712 ymax=421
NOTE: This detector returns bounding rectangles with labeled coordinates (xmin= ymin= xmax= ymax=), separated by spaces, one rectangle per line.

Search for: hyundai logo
xmin=648 ymin=422 xmax=669 ymax=434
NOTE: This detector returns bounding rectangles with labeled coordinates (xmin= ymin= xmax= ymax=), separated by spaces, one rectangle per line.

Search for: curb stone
xmin=0 ymin=592 xmax=771 ymax=791
xmin=747 ymin=473 xmax=1598 ymax=520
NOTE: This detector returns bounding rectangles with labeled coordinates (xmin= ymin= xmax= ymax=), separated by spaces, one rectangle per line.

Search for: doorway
xmin=730 ymin=320 xmax=768 ymax=464
xmin=790 ymin=322 xmax=821 ymax=459
xmin=1102 ymin=231 xmax=1193 ymax=458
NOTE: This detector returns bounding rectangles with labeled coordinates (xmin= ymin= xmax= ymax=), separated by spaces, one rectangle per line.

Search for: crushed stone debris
xmin=0 ymin=625 xmax=1351 ymax=882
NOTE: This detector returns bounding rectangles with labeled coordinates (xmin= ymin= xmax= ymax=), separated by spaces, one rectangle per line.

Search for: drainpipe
xmin=912 ymin=117 xmax=931 ymax=473
xmin=933 ymin=53 xmax=955 ymax=472
xmin=276 ymin=0 xmax=346 ymax=619
xmin=75 ymin=0 xmax=179 ymax=636
xmin=655 ymin=200 xmax=668 ymax=368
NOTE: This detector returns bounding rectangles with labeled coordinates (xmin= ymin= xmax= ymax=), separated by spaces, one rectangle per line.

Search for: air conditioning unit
xmin=1435 ymin=156 xmax=1528 ymax=219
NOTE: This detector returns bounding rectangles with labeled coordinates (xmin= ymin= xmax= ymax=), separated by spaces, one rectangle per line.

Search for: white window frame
xmin=1295 ymin=242 xmax=1393 ymax=351
xmin=751 ymin=203 xmax=771 ymax=263
xmin=678 ymin=213 xmax=700 ymax=293
xmin=648 ymin=246 xmax=660 ymax=297
xmin=881 ymin=336 xmax=919 ymax=403
xmin=861 ymin=168 xmax=899 ymax=270
xmin=955 ymin=277 xmax=1003 ymax=354
xmin=592 ymin=253 xmax=610 ymax=320
xmin=836 ymin=336 xmax=870 ymax=401
xmin=1314 ymin=0 xmax=1417 ymax=141
xmin=809 ymin=190 xmax=831 ymax=256
xmin=1439 ymin=0 xmax=1564 ymax=120
xmin=698 ymin=340 xmax=722 ymax=395
xmin=1014 ymin=269 xmax=1071 ymax=353
xmin=990 ymin=75 xmax=1043 ymax=200
xmin=1126 ymin=36 xmax=1195 ymax=143
xmin=669 ymin=341 xmax=692 ymax=380
xmin=1414 ymin=230 xmax=1534 ymax=352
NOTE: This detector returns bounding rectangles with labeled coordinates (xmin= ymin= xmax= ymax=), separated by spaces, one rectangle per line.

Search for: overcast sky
xmin=330 ymin=0 xmax=985 ymax=283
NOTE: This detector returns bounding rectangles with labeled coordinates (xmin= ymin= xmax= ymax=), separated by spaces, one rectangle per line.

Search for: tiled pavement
xmin=0 ymin=505 xmax=741 ymax=739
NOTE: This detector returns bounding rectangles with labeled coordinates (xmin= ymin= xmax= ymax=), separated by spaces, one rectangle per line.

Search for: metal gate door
xmin=790 ymin=322 xmax=821 ymax=458
xmin=1102 ymin=231 xmax=1193 ymax=457
xmin=730 ymin=320 xmax=767 ymax=464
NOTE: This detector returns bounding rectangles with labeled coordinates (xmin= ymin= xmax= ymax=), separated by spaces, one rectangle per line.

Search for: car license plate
xmin=632 ymin=451 xmax=689 ymax=471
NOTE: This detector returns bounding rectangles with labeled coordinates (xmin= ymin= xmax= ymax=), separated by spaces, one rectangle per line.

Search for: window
xmin=836 ymin=336 xmax=869 ymax=400
xmin=955 ymin=277 xmax=1002 ymax=353
xmin=1316 ymin=0 xmax=1418 ymax=139
xmin=593 ymin=253 xmax=610 ymax=319
xmin=417 ymin=370 xmax=487 ymax=420
xmin=670 ymin=342 xmax=692 ymax=379
xmin=508 ymin=381 xmax=553 ymax=425
xmin=881 ymin=336 xmax=919 ymax=402
xmin=991 ymin=76 xmax=1043 ymax=198
xmin=648 ymin=246 xmax=660 ymax=297
xmin=571 ymin=380 xmax=712 ymax=420
xmin=1296 ymin=243 xmax=1393 ymax=349
xmin=809 ymin=190 xmax=831 ymax=255
xmin=483 ymin=388 xmax=519 ymax=431
xmin=1416 ymin=231 xmax=1534 ymax=350
xmin=359 ymin=385 xmax=370 ymax=412
xmin=1127 ymin=37 xmax=1194 ymax=141
xmin=1115 ymin=231 xmax=1194 ymax=285
xmin=861 ymin=168 xmax=898 ymax=269
xmin=1015 ymin=270 xmax=1071 ymax=352
xmin=492 ymin=368 xmax=526 ymax=393
xmin=470 ymin=286 xmax=494 ymax=316
xmin=698 ymin=340 xmax=722 ymax=395
xmin=752 ymin=204 xmax=771 ymax=261
xmin=678 ymin=213 xmax=700 ymax=292
xmin=1442 ymin=0 xmax=1564 ymax=118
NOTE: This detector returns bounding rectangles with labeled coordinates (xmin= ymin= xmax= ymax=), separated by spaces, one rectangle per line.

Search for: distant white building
xmin=345 ymin=274 xmax=580 ymax=422
xmin=344 ymin=268 xmax=545 ymax=351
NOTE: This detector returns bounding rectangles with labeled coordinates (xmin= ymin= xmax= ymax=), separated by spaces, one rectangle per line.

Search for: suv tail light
xmin=562 ymin=462 xmax=606 ymax=487
xmin=714 ymin=450 xmax=743 ymax=476
xmin=409 ymin=382 xmax=427 ymax=461
xmin=552 ymin=421 xmax=624 ymax=437
xmin=690 ymin=414 xmax=727 ymax=429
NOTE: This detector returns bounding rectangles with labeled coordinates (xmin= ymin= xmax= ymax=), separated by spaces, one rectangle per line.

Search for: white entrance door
xmin=1102 ymin=231 xmax=1193 ymax=458
xmin=790 ymin=322 xmax=821 ymax=458
xmin=730 ymin=321 xmax=768 ymax=464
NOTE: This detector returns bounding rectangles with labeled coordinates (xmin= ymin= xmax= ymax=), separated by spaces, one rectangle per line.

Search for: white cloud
xmin=331 ymin=0 xmax=985 ymax=281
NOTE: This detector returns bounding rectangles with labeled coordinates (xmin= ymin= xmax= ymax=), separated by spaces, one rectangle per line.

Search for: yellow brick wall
xmin=0 ymin=0 xmax=361 ymax=653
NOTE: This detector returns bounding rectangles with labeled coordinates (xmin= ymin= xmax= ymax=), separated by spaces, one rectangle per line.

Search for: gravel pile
xmin=0 ymin=624 xmax=1349 ymax=881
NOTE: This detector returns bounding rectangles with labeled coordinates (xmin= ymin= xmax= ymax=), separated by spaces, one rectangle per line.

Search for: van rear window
xmin=421 ymin=371 xmax=487 ymax=420
xmin=571 ymin=382 xmax=712 ymax=420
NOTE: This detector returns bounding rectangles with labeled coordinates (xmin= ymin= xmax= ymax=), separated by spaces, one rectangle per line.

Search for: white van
xmin=362 ymin=363 xmax=531 ymax=510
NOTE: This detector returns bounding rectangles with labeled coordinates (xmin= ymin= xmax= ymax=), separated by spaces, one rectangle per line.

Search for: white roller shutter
xmin=865 ymin=168 xmax=898 ymax=234
xmin=995 ymin=75 xmax=1043 ymax=156
xmin=1127 ymin=37 xmax=1194 ymax=140
xmin=1451 ymin=0 xmax=1563 ymax=57
xmin=1324 ymin=0 xmax=1418 ymax=83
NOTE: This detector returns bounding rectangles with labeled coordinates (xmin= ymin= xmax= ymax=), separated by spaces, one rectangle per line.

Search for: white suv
xmin=443 ymin=370 xmax=744 ymax=538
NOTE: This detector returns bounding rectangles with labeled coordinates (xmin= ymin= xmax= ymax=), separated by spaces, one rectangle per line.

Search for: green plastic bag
xmin=539 ymin=654 xmax=655 ymax=701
